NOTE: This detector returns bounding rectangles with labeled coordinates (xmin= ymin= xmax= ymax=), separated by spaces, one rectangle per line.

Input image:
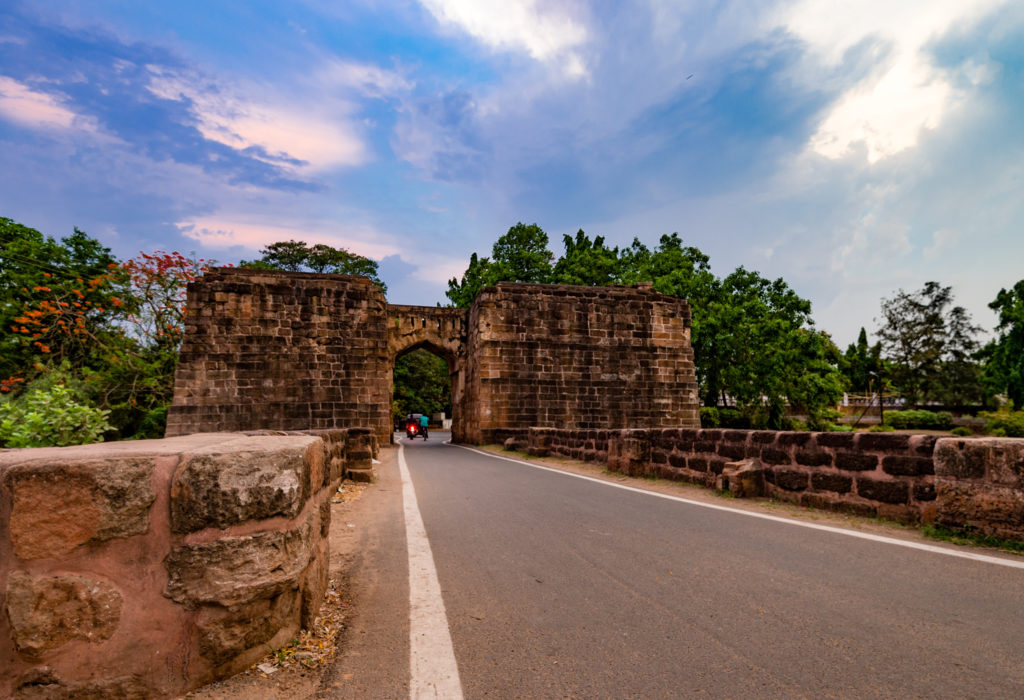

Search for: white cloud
xmin=418 ymin=0 xmax=589 ymax=78
xmin=779 ymin=0 xmax=1009 ymax=162
xmin=146 ymin=67 xmax=369 ymax=173
xmin=0 ymin=76 xmax=98 ymax=132
xmin=318 ymin=59 xmax=413 ymax=98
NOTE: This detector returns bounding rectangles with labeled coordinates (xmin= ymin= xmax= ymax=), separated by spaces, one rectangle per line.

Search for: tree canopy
xmin=241 ymin=239 xmax=386 ymax=292
xmin=983 ymin=279 xmax=1024 ymax=408
xmin=875 ymin=282 xmax=984 ymax=406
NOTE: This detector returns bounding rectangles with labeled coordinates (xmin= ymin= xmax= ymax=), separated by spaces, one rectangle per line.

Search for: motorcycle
xmin=406 ymin=422 xmax=426 ymax=440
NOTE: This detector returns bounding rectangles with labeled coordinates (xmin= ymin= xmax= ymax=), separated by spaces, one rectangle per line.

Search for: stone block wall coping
xmin=1 ymin=429 xmax=369 ymax=699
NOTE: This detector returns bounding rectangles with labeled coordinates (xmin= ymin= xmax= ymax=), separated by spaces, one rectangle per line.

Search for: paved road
xmin=322 ymin=434 xmax=1024 ymax=699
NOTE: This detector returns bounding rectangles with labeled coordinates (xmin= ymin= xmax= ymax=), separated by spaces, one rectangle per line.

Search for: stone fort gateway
xmin=164 ymin=268 xmax=702 ymax=442
xmin=4 ymin=268 xmax=1023 ymax=698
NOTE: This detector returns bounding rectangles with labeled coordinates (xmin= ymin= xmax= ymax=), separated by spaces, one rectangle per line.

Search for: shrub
xmin=134 ymin=404 xmax=169 ymax=439
xmin=979 ymin=406 xmax=1024 ymax=438
xmin=884 ymin=410 xmax=954 ymax=430
xmin=699 ymin=407 xmax=720 ymax=428
xmin=718 ymin=408 xmax=751 ymax=429
xmin=950 ymin=426 xmax=973 ymax=437
xmin=0 ymin=384 xmax=112 ymax=448
xmin=869 ymin=424 xmax=895 ymax=432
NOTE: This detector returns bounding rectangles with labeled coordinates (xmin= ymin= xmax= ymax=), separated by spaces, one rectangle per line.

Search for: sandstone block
xmin=770 ymin=469 xmax=808 ymax=491
xmin=856 ymin=477 xmax=909 ymax=504
xmin=935 ymin=437 xmax=1024 ymax=487
xmin=14 ymin=668 xmax=146 ymax=699
xmin=171 ymin=436 xmax=320 ymax=533
xmin=815 ymin=432 xmax=854 ymax=448
xmin=835 ymin=452 xmax=878 ymax=472
xmin=164 ymin=519 xmax=312 ymax=607
xmin=795 ymin=450 xmax=832 ymax=467
xmin=717 ymin=458 xmax=765 ymax=498
xmin=811 ymin=472 xmax=853 ymax=493
xmin=197 ymin=588 xmax=301 ymax=666
xmin=881 ymin=455 xmax=934 ymax=477
xmin=935 ymin=480 xmax=1024 ymax=538
xmin=6 ymin=572 xmax=123 ymax=656
xmin=5 ymin=458 xmax=155 ymax=560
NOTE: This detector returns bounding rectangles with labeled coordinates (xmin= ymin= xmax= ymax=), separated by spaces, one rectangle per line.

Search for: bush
xmin=883 ymin=410 xmax=954 ymax=431
xmin=719 ymin=408 xmax=751 ymax=429
xmin=0 ymin=384 xmax=112 ymax=448
xmin=979 ymin=406 xmax=1024 ymax=438
xmin=869 ymin=424 xmax=895 ymax=432
xmin=950 ymin=426 xmax=973 ymax=437
xmin=699 ymin=406 xmax=719 ymax=428
xmin=134 ymin=404 xmax=169 ymax=439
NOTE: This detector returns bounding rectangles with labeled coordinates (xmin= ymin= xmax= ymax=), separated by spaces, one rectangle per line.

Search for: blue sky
xmin=1 ymin=0 xmax=1022 ymax=346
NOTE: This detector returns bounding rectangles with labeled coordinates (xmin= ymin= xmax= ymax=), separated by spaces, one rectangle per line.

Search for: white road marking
xmin=398 ymin=442 xmax=464 ymax=699
xmin=454 ymin=444 xmax=1024 ymax=571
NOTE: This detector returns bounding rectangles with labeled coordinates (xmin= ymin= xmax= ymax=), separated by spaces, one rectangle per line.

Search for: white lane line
xmin=398 ymin=442 xmax=464 ymax=699
xmin=453 ymin=444 xmax=1024 ymax=571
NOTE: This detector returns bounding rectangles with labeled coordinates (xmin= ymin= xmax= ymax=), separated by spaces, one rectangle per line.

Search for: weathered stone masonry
xmin=0 ymin=429 xmax=377 ymax=698
xmin=458 ymin=282 xmax=698 ymax=444
xmin=166 ymin=269 xmax=392 ymax=442
xmin=166 ymin=270 xmax=701 ymax=443
xmin=527 ymin=428 xmax=1024 ymax=541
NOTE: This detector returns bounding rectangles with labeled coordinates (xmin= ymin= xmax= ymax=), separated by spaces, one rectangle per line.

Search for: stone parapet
xmin=0 ymin=430 xmax=364 ymax=699
xmin=527 ymin=428 xmax=1024 ymax=537
xmin=934 ymin=437 xmax=1024 ymax=541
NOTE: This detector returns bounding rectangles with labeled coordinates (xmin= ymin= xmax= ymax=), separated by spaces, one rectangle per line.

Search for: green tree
xmin=392 ymin=349 xmax=451 ymax=418
xmin=841 ymin=327 xmax=884 ymax=393
xmin=446 ymin=223 xmax=554 ymax=307
xmin=241 ymin=239 xmax=386 ymax=292
xmin=446 ymin=252 xmax=493 ymax=308
xmin=550 ymin=230 xmax=620 ymax=286
xmin=876 ymin=282 xmax=983 ymax=406
xmin=489 ymin=222 xmax=553 ymax=284
xmin=983 ymin=279 xmax=1024 ymax=408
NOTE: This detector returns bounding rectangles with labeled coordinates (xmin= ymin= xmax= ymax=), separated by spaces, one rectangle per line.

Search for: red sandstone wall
xmin=0 ymin=430 xmax=374 ymax=699
xmin=456 ymin=283 xmax=699 ymax=444
xmin=526 ymin=428 xmax=1024 ymax=539
xmin=166 ymin=269 xmax=392 ymax=444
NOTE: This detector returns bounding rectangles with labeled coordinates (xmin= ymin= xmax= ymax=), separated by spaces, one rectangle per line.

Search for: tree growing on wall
xmin=241 ymin=239 xmax=387 ymax=292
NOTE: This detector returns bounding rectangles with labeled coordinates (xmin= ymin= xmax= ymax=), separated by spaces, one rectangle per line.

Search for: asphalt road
xmin=323 ymin=433 xmax=1024 ymax=699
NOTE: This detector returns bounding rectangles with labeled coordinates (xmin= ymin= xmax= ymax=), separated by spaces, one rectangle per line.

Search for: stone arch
xmin=386 ymin=305 xmax=466 ymax=363
xmin=386 ymin=305 xmax=468 ymax=435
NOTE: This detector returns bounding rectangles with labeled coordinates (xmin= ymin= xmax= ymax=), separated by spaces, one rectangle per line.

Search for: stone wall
xmin=934 ymin=437 xmax=1024 ymax=541
xmin=168 ymin=272 xmax=700 ymax=446
xmin=457 ymin=283 xmax=699 ymax=444
xmin=526 ymin=428 xmax=1024 ymax=536
xmin=0 ymin=429 xmax=373 ymax=699
xmin=166 ymin=269 xmax=392 ymax=445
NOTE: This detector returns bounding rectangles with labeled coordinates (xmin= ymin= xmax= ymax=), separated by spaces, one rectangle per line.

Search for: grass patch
xmin=921 ymin=523 xmax=1024 ymax=553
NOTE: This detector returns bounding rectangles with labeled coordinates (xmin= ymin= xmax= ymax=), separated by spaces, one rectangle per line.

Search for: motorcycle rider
xmin=419 ymin=413 xmax=429 ymax=439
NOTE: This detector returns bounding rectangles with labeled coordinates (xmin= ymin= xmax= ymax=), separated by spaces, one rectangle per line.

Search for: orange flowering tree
xmin=1 ymin=218 xmax=215 ymax=439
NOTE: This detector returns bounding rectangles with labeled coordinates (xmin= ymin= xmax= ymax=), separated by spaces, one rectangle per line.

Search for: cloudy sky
xmin=1 ymin=0 xmax=1021 ymax=345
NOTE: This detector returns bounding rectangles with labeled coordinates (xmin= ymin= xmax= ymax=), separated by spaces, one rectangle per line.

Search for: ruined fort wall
xmin=165 ymin=269 xmax=392 ymax=444
xmin=526 ymin=428 xmax=1024 ymax=541
xmin=0 ymin=430 xmax=374 ymax=698
xmin=455 ymin=283 xmax=700 ymax=444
